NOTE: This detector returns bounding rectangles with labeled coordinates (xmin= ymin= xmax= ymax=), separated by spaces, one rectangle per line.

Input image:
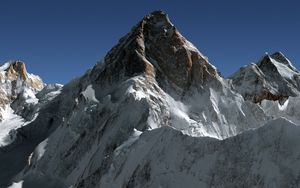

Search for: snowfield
xmin=0 ymin=106 xmax=24 ymax=146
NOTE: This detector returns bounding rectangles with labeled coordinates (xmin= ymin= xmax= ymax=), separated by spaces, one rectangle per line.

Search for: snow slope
xmin=0 ymin=106 xmax=24 ymax=146
xmin=97 ymin=118 xmax=300 ymax=188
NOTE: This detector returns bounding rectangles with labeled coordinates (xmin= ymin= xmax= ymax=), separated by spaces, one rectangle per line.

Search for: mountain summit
xmin=1 ymin=61 xmax=27 ymax=80
xmin=100 ymin=10 xmax=218 ymax=93
xmin=0 ymin=61 xmax=44 ymax=119
xmin=230 ymin=52 xmax=300 ymax=104
xmin=1 ymin=11 xmax=300 ymax=188
xmin=0 ymin=60 xmax=62 ymax=148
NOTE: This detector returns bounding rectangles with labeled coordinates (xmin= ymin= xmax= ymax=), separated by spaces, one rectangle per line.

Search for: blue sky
xmin=0 ymin=0 xmax=299 ymax=83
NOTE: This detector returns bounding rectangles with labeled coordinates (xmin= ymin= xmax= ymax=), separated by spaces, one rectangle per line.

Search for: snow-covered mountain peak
xmin=258 ymin=52 xmax=299 ymax=76
xmin=270 ymin=51 xmax=298 ymax=72
xmin=0 ymin=60 xmax=44 ymax=91
xmin=0 ymin=59 xmax=62 ymax=150
xmin=231 ymin=52 xmax=300 ymax=104
xmin=0 ymin=60 xmax=45 ymax=120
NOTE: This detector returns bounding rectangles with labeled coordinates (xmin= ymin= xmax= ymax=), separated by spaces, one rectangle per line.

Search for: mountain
xmin=230 ymin=52 xmax=300 ymax=104
xmin=1 ymin=11 xmax=300 ymax=188
xmin=0 ymin=61 xmax=43 ymax=145
xmin=0 ymin=61 xmax=62 ymax=187
xmin=0 ymin=61 xmax=44 ymax=115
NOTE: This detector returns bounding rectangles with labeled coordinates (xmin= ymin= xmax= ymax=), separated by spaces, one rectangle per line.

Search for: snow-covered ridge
xmin=269 ymin=56 xmax=299 ymax=80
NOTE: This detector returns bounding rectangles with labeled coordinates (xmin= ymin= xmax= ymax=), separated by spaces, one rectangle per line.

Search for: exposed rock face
xmin=0 ymin=60 xmax=61 ymax=151
xmin=99 ymin=11 xmax=217 ymax=94
xmin=230 ymin=52 xmax=300 ymax=104
xmin=0 ymin=61 xmax=44 ymax=120
xmin=5 ymin=61 xmax=27 ymax=80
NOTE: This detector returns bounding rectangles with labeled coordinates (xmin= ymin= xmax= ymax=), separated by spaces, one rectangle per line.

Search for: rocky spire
xmin=95 ymin=11 xmax=218 ymax=91
xmin=0 ymin=60 xmax=44 ymax=112
xmin=5 ymin=61 xmax=28 ymax=80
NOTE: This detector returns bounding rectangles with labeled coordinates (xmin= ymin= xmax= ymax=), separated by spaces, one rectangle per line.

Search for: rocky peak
xmin=231 ymin=52 xmax=300 ymax=104
xmin=0 ymin=60 xmax=44 ymax=112
xmin=96 ymin=11 xmax=218 ymax=92
xmin=257 ymin=54 xmax=281 ymax=75
xmin=270 ymin=52 xmax=288 ymax=64
xmin=4 ymin=61 xmax=28 ymax=80
xmin=258 ymin=52 xmax=299 ymax=81
xmin=258 ymin=52 xmax=298 ymax=73
xmin=270 ymin=52 xmax=298 ymax=72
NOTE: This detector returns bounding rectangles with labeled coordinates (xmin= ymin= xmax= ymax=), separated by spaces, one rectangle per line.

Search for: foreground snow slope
xmin=96 ymin=118 xmax=300 ymax=188
xmin=14 ymin=118 xmax=300 ymax=188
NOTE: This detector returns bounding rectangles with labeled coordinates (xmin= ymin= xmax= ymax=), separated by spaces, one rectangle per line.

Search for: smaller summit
xmin=270 ymin=52 xmax=298 ymax=72
xmin=230 ymin=52 xmax=300 ymax=104
xmin=0 ymin=60 xmax=44 ymax=111
xmin=258 ymin=52 xmax=299 ymax=80
xmin=1 ymin=61 xmax=28 ymax=80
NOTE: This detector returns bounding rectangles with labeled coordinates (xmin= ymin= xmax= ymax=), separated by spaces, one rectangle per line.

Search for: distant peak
xmin=148 ymin=10 xmax=167 ymax=17
xmin=271 ymin=51 xmax=285 ymax=57
xmin=258 ymin=53 xmax=272 ymax=65
xmin=259 ymin=52 xmax=298 ymax=73
xmin=1 ymin=60 xmax=28 ymax=80
xmin=270 ymin=52 xmax=298 ymax=71
xmin=0 ymin=60 xmax=44 ymax=90
xmin=270 ymin=51 xmax=288 ymax=63
xmin=140 ymin=10 xmax=173 ymax=32
xmin=143 ymin=10 xmax=169 ymax=21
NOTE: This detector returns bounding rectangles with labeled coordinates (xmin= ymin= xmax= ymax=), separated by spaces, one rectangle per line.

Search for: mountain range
xmin=0 ymin=11 xmax=300 ymax=188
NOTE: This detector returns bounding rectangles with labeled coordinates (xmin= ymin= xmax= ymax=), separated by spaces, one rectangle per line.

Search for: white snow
xmin=22 ymin=87 xmax=39 ymax=104
xmin=114 ymin=129 xmax=142 ymax=156
xmin=0 ymin=62 xmax=11 ymax=71
xmin=35 ymin=138 xmax=48 ymax=161
xmin=270 ymin=57 xmax=299 ymax=79
xmin=185 ymin=40 xmax=200 ymax=53
xmin=278 ymin=99 xmax=289 ymax=111
xmin=7 ymin=181 xmax=24 ymax=188
xmin=0 ymin=105 xmax=24 ymax=146
xmin=165 ymin=94 xmax=191 ymax=129
xmin=126 ymin=85 xmax=147 ymax=101
xmin=27 ymin=73 xmax=43 ymax=82
xmin=81 ymin=85 xmax=99 ymax=102
xmin=261 ymin=97 xmax=300 ymax=125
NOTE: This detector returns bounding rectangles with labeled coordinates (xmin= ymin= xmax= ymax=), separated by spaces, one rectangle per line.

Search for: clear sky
xmin=0 ymin=0 xmax=299 ymax=84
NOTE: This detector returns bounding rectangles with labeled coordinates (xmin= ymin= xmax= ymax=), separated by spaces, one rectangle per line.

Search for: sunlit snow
xmin=0 ymin=105 xmax=24 ymax=146
xmin=81 ymin=85 xmax=99 ymax=102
